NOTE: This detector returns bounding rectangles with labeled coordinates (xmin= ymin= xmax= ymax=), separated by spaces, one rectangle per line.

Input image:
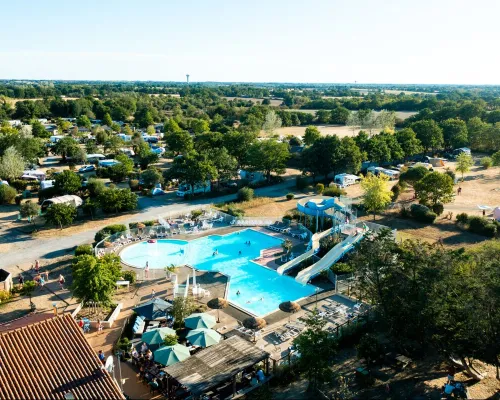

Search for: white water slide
xmin=277 ymin=229 xmax=332 ymax=275
xmin=295 ymin=233 xmax=364 ymax=285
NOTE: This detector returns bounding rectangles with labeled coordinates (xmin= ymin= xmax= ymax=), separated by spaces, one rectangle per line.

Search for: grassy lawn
xmin=216 ymin=196 xmax=298 ymax=218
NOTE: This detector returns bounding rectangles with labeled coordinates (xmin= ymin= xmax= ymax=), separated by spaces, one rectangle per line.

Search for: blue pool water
xmin=120 ymin=229 xmax=316 ymax=316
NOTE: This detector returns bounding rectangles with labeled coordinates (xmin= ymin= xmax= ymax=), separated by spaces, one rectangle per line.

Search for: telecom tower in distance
xmin=186 ymin=74 xmax=190 ymax=85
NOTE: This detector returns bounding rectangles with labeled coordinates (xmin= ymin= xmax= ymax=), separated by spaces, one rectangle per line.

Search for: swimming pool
xmin=120 ymin=229 xmax=316 ymax=316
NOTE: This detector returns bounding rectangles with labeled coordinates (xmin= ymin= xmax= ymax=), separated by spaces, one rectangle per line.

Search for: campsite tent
xmin=41 ymin=195 xmax=83 ymax=211
xmin=494 ymin=207 xmax=500 ymax=221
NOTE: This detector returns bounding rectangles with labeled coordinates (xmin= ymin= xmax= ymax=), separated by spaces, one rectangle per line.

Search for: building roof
xmin=0 ymin=314 xmax=124 ymax=400
xmin=164 ymin=336 xmax=269 ymax=396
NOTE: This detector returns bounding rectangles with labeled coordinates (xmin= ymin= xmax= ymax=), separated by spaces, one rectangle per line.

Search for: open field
xmin=261 ymin=124 xmax=360 ymax=138
xmin=223 ymin=96 xmax=283 ymax=106
xmin=284 ymin=109 xmax=417 ymax=120
xmin=4 ymin=96 xmax=83 ymax=105
xmin=384 ymin=89 xmax=438 ymax=95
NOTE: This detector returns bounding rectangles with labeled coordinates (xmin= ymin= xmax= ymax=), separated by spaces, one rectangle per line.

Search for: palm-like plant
xmin=281 ymin=239 xmax=293 ymax=255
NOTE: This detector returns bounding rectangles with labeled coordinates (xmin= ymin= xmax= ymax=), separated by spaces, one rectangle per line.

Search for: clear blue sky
xmin=1 ymin=0 xmax=499 ymax=84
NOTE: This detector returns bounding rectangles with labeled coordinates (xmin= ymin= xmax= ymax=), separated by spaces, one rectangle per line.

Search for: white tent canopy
xmin=493 ymin=207 xmax=500 ymax=221
xmin=41 ymin=195 xmax=83 ymax=210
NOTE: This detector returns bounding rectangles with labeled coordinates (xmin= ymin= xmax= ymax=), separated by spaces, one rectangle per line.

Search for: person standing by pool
xmin=145 ymin=262 xmax=149 ymax=279
xmin=59 ymin=274 xmax=65 ymax=289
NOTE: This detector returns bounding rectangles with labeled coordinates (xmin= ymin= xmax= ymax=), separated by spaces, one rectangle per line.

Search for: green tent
xmin=186 ymin=328 xmax=221 ymax=348
xmin=142 ymin=327 xmax=176 ymax=348
xmin=154 ymin=344 xmax=191 ymax=366
xmin=184 ymin=313 xmax=216 ymax=330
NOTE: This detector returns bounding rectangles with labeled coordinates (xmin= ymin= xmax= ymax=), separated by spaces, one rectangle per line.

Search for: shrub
xmin=143 ymin=220 xmax=156 ymax=226
xmin=481 ymin=157 xmax=493 ymax=169
xmin=129 ymin=179 xmax=139 ymax=191
xmin=492 ymin=150 xmax=500 ymax=166
xmin=295 ymin=176 xmax=308 ymax=190
xmin=400 ymin=206 xmax=411 ymax=218
xmin=391 ymin=183 xmax=402 ymax=202
xmin=331 ymin=262 xmax=354 ymax=275
xmin=0 ymin=289 xmax=11 ymax=302
xmin=456 ymin=213 xmax=469 ymax=224
xmin=286 ymin=193 xmax=295 ymax=200
xmin=444 ymin=168 xmax=456 ymax=183
xmin=191 ymin=210 xmax=203 ymax=220
xmin=75 ymin=244 xmax=93 ymax=256
xmin=289 ymin=136 xmax=302 ymax=146
xmin=323 ymin=186 xmax=346 ymax=197
xmin=0 ymin=185 xmax=17 ymax=204
xmin=94 ymin=224 xmax=127 ymax=242
xmin=121 ymin=270 xmax=136 ymax=284
xmin=432 ymin=203 xmax=444 ymax=216
xmin=468 ymin=216 xmax=497 ymax=237
xmin=9 ymin=179 xmax=29 ymax=192
xmin=410 ymin=203 xmax=437 ymax=223
xmin=225 ymin=204 xmax=245 ymax=218
xmin=86 ymin=178 xmax=106 ymax=197
xmin=315 ymin=183 xmax=325 ymax=194
xmin=237 ymin=187 xmax=254 ymax=202
xmin=356 ymin=334 xmax=384 ymax=364
xmin=44 ymin=203 xmax=77 ymax=228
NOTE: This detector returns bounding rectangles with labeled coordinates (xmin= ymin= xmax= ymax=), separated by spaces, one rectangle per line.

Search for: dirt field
xmin=4 ymin=96 xmax=82 ymax=105
xmin=384 ymin=89 xmax=438 ymax=95
xmin=284 ymin=109 xmax=417 ymax=120
xmin=342 ymin=160 xmax=500 ymax=248
xmin=223 ymin=96 xmax=283 ymax=106
xmin=261 ymin=124 xmax=361 ymax=138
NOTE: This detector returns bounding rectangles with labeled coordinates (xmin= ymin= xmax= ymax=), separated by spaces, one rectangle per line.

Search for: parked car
xmin=78 ymin=165 xmax=96 ymax=173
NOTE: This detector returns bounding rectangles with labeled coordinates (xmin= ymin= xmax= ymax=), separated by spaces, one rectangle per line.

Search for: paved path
xmin=0 ymin=180 xmax=295 ymax=272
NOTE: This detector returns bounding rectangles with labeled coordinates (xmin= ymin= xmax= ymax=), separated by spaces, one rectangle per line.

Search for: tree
xmin=115 ymin=154 xmax=134 ymax=173
xmin=53 ymin=137 xmax=80 ymax=162
xmin=440 ymin=118 xmax=468 ymax=149
xmin=44 ymin=203 xmax=77 ymax=229
xmin=339 ymin=136 xmax=363 ymax=174
xmin=414 ymin=172 xmax=454 ymax=206
xmin=223 ymin=130 xmax=257 ymax=168
xmin=104 ymin=135 xmax=124 ymax=154
xmin=293 ymin=310 xmax=337 ymax=390
xmin=410 ymin=120 xmax=444 ymax=152
xmin=207 ymin=147 xmax=238 ymax=187
xmin=399 ymin=166 xmax=429 ymax=189
xmin=141 ymin=167 xmax=163 ymax=188
xmin=455 ymin=152 xmax=474 ymax=181
xmin=303 ymin=126 xmax=321 ymax=146
xmin=361 ymin=173 xmax=392 ymax=220
xmin=31 ymin=120 xmax=50 ymax=139
xmin=97 ymin=188 xmax=138 ymax=213
xmin=395 ymin=128 xmax=423 ymax=160
xmin=0 ymin=147 xmax=25 ymax=180
xmin=20 ymin=201 xmax=40 ymax=225
xmin=102 ymin=112 xmax=113 ymax=127
xmin=137 ymin=142 xmax=159 ymax=169
xmin=375 ymin=110 xmax=396 ymax=132
xmin=171 ymin=296 xmax=195 ymax=329
xmin=163 ymin=335 xmax=179 ymax=346
xmin=54 ymin=170 xmax=81 ymax=194
xmin=165 ymin=130 xmax=193 ymax=155
xmin=301 ymin=135 xmax=347 ymax=180
xmin=246 ymin=139 xmax=289 ymax=181
xmin=366 ymin=134 xmax=392 ymax=163
xmin=330 ymin=106 xmax=350 ymax=125
xmin=165 ymin=152 xmax=217 ymax=194
xmin=76 ymin=115 xmax=92 ymax=129
xmin=262 ymin=110 xmax=282 ymax=137
xmin=95 ymin=128 xmax=109 ymax=145
xmin=72 ymin=254 xmax=121 ymax=305
xmin=190 ymin=119 xmax=210 ymax=134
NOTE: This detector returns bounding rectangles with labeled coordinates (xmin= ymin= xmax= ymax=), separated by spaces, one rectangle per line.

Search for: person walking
xmin=18 ymin=274 xmax=24 ymax=287
xmin=144 ymin=261 xmax=149 ymax=279
xmin=34 ymin=260 xmax=40 ymax=274
xmin=59 ymin=274 xmax=65 ymax=289
xmin=457 ymin=187 xmax=462 ymax=195
xmin=97 ymin=320 xmax=103 ymax=335
xmin=151 ymin=289 xmax=156 ymax=299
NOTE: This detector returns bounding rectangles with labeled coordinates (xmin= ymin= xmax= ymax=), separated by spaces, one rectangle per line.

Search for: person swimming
xmin=238 ymin=250 xmax=242 ymax=255
xmin=213 ymin=252 xmax=216 ymax=256
xmin=236 ymin=290 xmax=241 ymax=295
